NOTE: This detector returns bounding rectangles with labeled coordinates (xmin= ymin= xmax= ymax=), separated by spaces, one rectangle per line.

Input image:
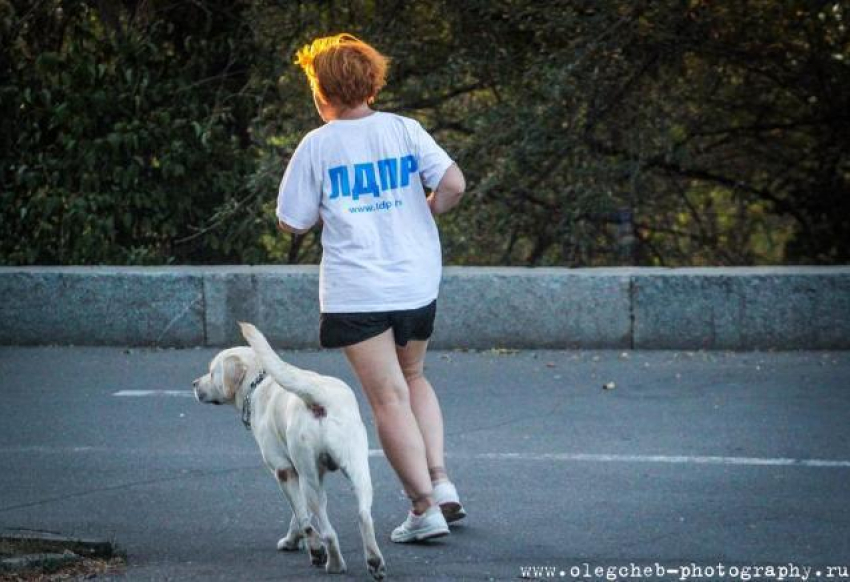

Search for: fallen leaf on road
xmin=490 ymin=347 xmax=519 ymax=355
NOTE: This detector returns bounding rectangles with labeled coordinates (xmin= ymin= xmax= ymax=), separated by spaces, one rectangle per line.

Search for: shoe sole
xmin=391 ymin=525 xmax=450 ymax=543
xmin=439 ymin=502 xmax=467 ymax=523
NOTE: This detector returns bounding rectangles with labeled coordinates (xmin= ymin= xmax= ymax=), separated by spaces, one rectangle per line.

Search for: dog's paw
xmin=326 ymin=554 xmax=347 ymax=574
xmin=309 ymin=544 xmax=328 ymax=567
xmin=367 ymin=556 xmax=386 ymax=580
xmin=277 ymin=534 xmax=302 ymax=552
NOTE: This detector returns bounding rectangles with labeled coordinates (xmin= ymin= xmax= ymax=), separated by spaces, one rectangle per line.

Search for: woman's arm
xmin=427 ymin=163 xmax=466 ymax=215
xmin=277 ymin=219 xmax=312 ymax=235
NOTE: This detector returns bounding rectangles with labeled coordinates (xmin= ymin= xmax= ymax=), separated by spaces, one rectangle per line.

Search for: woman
xmin=276 ymin=33 xmax=467 ymax=543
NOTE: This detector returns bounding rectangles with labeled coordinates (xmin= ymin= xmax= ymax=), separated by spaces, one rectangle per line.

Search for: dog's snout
xmin=192 ymin=378 xmax=199 ymax=388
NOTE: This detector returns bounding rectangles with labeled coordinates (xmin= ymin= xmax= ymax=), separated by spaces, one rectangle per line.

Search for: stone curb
xmin=0 ymin=551 xmax=82 ymax=574
xmin=0 ymin=531 xmax=121 ymax=574
xmin=0 ymin=266 xmax=847 ymax=349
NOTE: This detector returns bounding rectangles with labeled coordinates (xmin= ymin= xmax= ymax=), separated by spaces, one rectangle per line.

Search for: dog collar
xmin=241 ymin=369 xmax=267 ymax=430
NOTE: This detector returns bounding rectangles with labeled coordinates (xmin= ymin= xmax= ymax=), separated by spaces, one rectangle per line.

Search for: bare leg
xmin=396 ymin=338 xmax=449 ymax=484
xmin=342 ymin=329 xmax=435 ymax=514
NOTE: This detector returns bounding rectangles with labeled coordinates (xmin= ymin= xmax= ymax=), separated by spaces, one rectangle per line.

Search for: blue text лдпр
xmin=328 ymin=154 xmax=418 ymax=201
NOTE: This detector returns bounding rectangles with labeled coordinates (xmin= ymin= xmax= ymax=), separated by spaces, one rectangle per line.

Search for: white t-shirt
xmin=276 ymin=111 xmax=455 ymax=313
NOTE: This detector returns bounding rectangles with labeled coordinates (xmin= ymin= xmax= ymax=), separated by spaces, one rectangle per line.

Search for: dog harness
xmin=241 ymin=369 xmax=267 ymax=430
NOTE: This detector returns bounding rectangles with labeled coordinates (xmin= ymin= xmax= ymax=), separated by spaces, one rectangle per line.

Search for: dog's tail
xmin=238 ymin=321 xmax=325 ymax=407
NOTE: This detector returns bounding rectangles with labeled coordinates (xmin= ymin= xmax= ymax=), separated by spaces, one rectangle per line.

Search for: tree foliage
xmin=2 ymin=0 xmax=847 ymax=266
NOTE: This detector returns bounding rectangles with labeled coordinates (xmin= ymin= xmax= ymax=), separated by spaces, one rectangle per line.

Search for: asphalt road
xmin=1 ymin=345 xmax=848 ymax=581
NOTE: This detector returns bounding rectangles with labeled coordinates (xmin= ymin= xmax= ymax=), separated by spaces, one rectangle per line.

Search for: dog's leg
xmin=299 ymin=473 xmax=347 ymax=574
xmin=344 ymin=450 xmax=386 ymax=580
xmin=274 ymin=468 xmax=327 ymax=565
xmin=273 ymin=468 xmax=304 ymax=550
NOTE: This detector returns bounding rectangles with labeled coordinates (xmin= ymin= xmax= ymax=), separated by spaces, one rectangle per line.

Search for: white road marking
xmin=113 ymin=390 xmax=193 ymax=397
xmin=0 ymin=446 xmax=109 ymax=453
xmin=50 ymin=395 xmax=850 ymax=469
xmin=369 ymin=449 xmax=850 ymax=468
xmin=0 ymin=445 xmax=847 ymax=467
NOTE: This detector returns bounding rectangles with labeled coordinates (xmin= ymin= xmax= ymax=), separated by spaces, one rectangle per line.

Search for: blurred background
xmin=1 ymin=0 xmax=847 ymax=267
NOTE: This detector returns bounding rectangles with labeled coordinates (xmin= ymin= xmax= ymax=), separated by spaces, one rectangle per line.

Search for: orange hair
xmin=295 ymin=33 xmax=389 ymax=108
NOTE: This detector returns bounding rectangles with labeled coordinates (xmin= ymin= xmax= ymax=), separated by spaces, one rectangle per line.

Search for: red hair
xmin=295 ymin=33 xmax=389 ymax=108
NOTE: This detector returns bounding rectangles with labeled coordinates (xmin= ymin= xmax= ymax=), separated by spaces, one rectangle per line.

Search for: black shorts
xmin=319 ymin=299 xmax=437 ymax=349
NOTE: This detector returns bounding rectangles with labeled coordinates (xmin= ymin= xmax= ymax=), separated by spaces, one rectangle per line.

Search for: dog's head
xmin=192 ymin=347 xmax=257 ymax=405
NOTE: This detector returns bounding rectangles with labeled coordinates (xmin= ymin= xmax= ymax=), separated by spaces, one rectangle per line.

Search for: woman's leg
xmin=396 ymin=338 xmax=449 ymax=484
xmin=342 ymin=328 xmax=435 ymax=514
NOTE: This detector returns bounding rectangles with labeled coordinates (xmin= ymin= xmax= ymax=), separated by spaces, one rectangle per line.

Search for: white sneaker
xmin=390 ymin=505 xmax=450 ymax=543
xmin=432 ymin=480 xmax=467 ymax=523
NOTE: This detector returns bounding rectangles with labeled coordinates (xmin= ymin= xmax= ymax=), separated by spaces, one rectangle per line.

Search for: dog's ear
xmin=221 ymin=355 xmax=247 ymax=399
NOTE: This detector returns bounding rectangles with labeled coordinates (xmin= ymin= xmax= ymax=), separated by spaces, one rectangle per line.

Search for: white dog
xmin=192 ymin=322 xmax=386 ymax=579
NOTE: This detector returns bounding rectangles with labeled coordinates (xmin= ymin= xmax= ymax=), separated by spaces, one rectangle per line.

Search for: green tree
xmin=2 ymin=0 xmax=847 ymax=266
xmin=1 ymin=0 xmax=260 ymax=264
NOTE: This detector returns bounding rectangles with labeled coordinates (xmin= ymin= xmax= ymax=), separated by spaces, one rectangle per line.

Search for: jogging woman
xmin=276 ymin=33 xmax=467 ymax=543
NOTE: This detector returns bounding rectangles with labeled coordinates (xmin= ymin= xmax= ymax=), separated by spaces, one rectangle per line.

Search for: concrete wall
xmin=1 ymin=266 xmax=847 ymax=349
